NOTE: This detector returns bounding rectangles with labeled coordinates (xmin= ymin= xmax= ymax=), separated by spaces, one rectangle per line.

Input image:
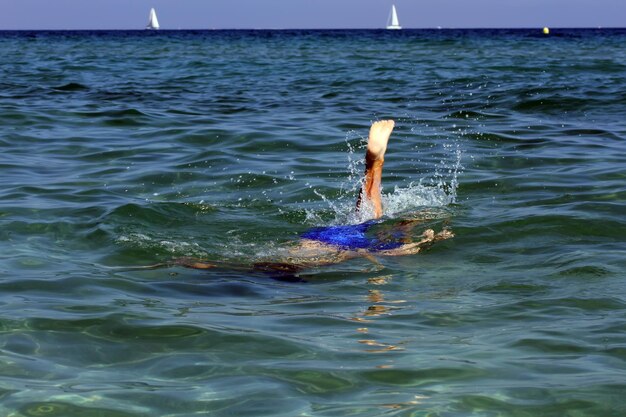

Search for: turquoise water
xmin=1 ymin=29 xmax=625 ymax=416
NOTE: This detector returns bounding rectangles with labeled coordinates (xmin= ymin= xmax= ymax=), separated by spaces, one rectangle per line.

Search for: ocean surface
xmin=1 ymin=29 xmax=625 ymax=417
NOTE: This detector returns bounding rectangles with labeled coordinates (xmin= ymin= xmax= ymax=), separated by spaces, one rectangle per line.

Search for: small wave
xmin=513 ymin=95 xmax=601 ymax=113
xmin=556 ymin=265 xmax=614 ymax=278
xmin=464 ymin=132 xmax=518 ymax=143
xmin=108 ymin=202 xmax=216 ymax=225
xmin=72 ymin=108 xmax=152 ymax=127
xmin=446 ymin=110 xmax=505 ymax=120
xmin=52 ymin=82 xmax=89 ymax=92
xmin=561 ymin=128 xmax=622 ymax=141
xmin=88 ymin=90 xmax=147 ymax=101
xmin=512 ymin=337 xmax=590 ymax=353
xmin=116 ymin=232 xmax=209 ymax=258
xmin=74 ymin=108 xmax=149 ymax=118
xmin=474 ymin=281 xmax=550 ymax=295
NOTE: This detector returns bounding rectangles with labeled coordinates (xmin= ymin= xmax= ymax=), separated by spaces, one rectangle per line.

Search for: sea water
xmin=0 ymin=29 xmax=625 ymax=416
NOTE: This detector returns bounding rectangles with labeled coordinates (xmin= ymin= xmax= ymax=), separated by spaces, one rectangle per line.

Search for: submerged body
xmin=174 ymin=119 xmax=453 ymax=274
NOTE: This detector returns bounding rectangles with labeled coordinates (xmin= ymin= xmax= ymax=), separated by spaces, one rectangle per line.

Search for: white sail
xmin=386 ymin=5 xmax=402 ymax=30
xmin=146 ymin=8 xmax=160 ymax=30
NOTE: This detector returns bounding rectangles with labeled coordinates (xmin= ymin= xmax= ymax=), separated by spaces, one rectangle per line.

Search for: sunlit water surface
xmin=1 ymin=29 xmax=625 ymax=417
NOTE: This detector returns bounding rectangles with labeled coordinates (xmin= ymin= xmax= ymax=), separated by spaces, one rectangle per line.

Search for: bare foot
xmin=367 ymin=120 xmax=395 ymax=159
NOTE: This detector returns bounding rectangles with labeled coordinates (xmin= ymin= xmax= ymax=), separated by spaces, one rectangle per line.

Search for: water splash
xmin=382 ymin=180 xmax=455 ymax=218
xmin=114 ymin=132 xmax=462 ymax=262
xmin=305 ymin=132 xmax=462 ymax=226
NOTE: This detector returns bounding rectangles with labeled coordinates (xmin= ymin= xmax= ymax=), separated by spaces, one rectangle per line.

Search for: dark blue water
xmin=1 ymin=29 xmax=625 ymax=417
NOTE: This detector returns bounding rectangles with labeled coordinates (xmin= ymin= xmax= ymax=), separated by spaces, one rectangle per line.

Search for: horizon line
xmin=0 ymin=26 xmax=622 ymax=31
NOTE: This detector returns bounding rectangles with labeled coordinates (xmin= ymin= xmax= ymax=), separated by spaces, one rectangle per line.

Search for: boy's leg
xmin=356 ymin=120 xmax=395 ymax=219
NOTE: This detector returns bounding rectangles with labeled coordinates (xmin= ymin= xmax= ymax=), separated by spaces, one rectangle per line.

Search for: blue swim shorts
xmin=301 ymin=220 xmax=404 ymax=251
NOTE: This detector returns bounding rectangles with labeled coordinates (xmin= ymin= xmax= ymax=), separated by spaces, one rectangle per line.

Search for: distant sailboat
xmin=146 ymin=8 xmax=160 ymax=30
xmin=386 ymin=5 xmax=402 ymax=30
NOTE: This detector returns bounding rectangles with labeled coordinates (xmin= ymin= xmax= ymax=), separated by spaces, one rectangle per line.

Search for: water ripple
xmin=0 ymin=29 xmax=625 ymax=417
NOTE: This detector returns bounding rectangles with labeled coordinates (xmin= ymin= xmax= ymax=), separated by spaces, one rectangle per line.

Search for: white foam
xmin=116 ymin=233 xmax=209 ymax=258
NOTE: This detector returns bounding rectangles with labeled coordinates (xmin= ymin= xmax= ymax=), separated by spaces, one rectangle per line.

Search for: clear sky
xmin=0 ymin=0 xmax=623 ymax=30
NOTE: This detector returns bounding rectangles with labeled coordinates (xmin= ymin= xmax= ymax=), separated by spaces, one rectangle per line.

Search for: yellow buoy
xmin=543 ymin=27 xmax=550 ymax=35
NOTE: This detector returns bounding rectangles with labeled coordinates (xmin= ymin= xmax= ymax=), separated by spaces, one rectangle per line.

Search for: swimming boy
xmin=174 ymin=120 xmax=453 ymax=274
